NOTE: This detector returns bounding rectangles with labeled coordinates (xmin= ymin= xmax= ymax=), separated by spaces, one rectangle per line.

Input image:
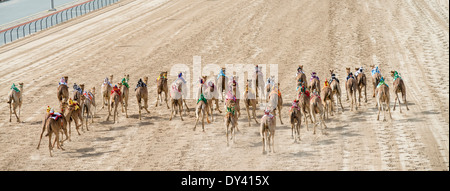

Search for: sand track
xmin=0 ymin=0 xmax=448 ymax=171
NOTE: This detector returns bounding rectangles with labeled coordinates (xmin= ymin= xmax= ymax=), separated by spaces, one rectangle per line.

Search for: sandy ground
xmin=0 ymin=0 xmax=448 ymax=171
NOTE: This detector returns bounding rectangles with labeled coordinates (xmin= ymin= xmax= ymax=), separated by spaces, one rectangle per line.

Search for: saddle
xmin=83 ymin=91 xmax=93 ymax=102
xmin=197 ymin=93 xmax=207 ymax=104
xmin=111 ymin=87 xmax=121 ymax=95
xmin=310 ymin=92 xmax=320 ymax=101
xmin=50 ymin=112 xmax=63 ymax=121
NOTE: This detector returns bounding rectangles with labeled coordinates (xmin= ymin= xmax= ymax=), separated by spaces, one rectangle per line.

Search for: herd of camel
xmin=6 ymin=64 xmax=409 ymax=156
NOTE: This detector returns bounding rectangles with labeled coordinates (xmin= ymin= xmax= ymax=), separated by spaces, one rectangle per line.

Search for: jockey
xmin=371 ymin=66 xmax=381 ymax=76
xmin=393 ymin=71 xmax=402 ymax=81
xmin=310 ymin=72 xmax=319 ymax=81
xmin=177 ymin=72 xmax=187 ymax=84
xmin=73 ymin=83 xmax=83 ymax=94
xmin=377 ymin=76 xmax=389 ymax=88
xmin=324 ymin=79 xmax=329 ymax=87
xmin=121 ymin=78 xmax=130 ymax=88
xmin=59 ymin=77 xmax=67 ymax=86
xmin=103 ymin=77 xmax=112 ymax=87
xmin=112 ymin=85 xmax=121 ymax=95
xmin=355 ymin=67 xmax=364 ymax=77
xmin=346 ymin=72 xmax=354 ymax=81
xmin=217 ymin=68 xmax=226 ymax=80
xmin=330 ymin=73 xmax=339 ymax=84
xmin=296 ymin=66 xmax=304 ymax=76
xmin=11 ymin=83 xmax=20 ymax=93
xmin=135 ymin=78 xmax=147 ymax=91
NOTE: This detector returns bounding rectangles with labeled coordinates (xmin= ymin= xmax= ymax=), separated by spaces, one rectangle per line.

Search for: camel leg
xmin=377 ymin=98 xmax=381 ymax=121
xmin=201 ymin=111 xmax=205 ymax=132
xmin=404 ymin=93 xmax=410 ymax=111
xmin=9 ymin=102 xmax=12 ymax=122
xmin=246 ymin=105 xmax=251 ymax=127
xmin=155 ymin=93 xmax=160 ymax=107
xmin=226 ymin=121 xmax=230 ymax=147
xmin=278 ymin=105 xmax=283 ymax=125
xmin=183 ymin=100 xmax=190 ymax=114
xmin=169 ymin=104 xmax=173 ymax=121
xmin=393 ymin=92 xmax=398 ymax=111
xmin=48 ymin=132 xmax=53 ymax=157
xmin=179 ymin=104 xmax=184 ymax=121
xmin=13 ymin=104 xmax=20 ymax=123
xmin=193 ymin=114 xmax=199 ymax=131
xmin=253 ymin=105 xmax=259 ymax=124
xmin=271 ymin=132 xmax=275 ymax=153
xmin=163 ymin=91 xmax=168 ymax=109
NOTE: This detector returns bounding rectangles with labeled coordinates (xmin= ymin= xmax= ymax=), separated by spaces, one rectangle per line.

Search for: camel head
xmin=202 ymin=76 xmax=207 ymax=83
xmin=80 ymin=84 xmax=85 ymax=92
xmin=221 ymin=67 xmax=226 ymax=73
xmin=355 ymin=68 xmax=360 ymax=71
xmin=91 ymin=87 xmax=96 ymax=94
xmin=390 ymin=71 xmax=396 ymax=77
xmin=110 ymin=75 xmax=114 ymax=83
xmin=298 ymin=65 xmax=303 ymax=71
xmin=369 ymin=65 xmax=375 ymax=70
xmin=125 ymin=74 xmax=130 ymax=82
xmin=63 ymin=76 xmax=69 ymax=84
xmin=346 ymin=68 xmax=351 ymax=74
xmin=143 ymin=76 xmax=148 ymax=85
xmin=330 ymin=69 xmax=334 ymax=75
xmin=18 ymin=82 xmax=24 ymax=92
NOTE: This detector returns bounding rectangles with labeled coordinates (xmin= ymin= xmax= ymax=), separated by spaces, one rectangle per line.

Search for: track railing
xmin=0 ymin=0 xmax=120 ymax=46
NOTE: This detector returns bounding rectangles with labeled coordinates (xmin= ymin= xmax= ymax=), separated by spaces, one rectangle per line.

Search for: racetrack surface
xmin=0 ymin=0 xmax=448 ymax=171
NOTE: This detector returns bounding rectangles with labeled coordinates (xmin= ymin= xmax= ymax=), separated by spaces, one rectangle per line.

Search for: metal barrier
xmin=0 ymin=0 xmax=120 ymax=46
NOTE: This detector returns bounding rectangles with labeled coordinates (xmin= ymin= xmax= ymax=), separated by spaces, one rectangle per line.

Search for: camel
xmin=173 ymin=72 xmax=190 ymax=114
xmin=57 ymin=76 xmax=69 ymax=112
xmin=253 ymin=65 xmax=265 ymax=103
xmin=289 ymin=99 xmax=302 ymax=142
xmin=66 ymin=98 xmax=83 ymax=140
xmin=107 ymin=84 xmax=122 ymax=124
xmin=266 ymin=79 xmax=283 ymax=125
xmin=37 ymin=109 xmax=69 ymax=157
xmin=72 ymin=83 xmax=83 ymax=105
xmin=7 ymin=83 xmax=23 ymax=123
xmin=370 ymin=65 xmax=382 ymax=98
xmin=310 ymin=90 xmax=327 ymax=134
xmin=260 ymin=110 xmax=276 ymax=154
xmin=355 ymin=67 xmax=367 ymax=104
xmin=228 ymin=76 xmax=241 ymax=118
xmin=376 ymin=77 xmax=392 ymax=121
xmin=309 ymin=72 xmax=321 ymax=94
xmin=194 ymin=84 xmax=211 ymax=132
xmin=321 ymin=81 xmax=333 ymax=119
xmin=345 ymin=68 xmax=358 ymax=111
xmin=243 ymin=79 xmax=259 ymax=126
xmin=101 ymin=76 xmax=113 ymax=117
xmin=329 ymin=70 xmax=344 ymax=113
xmin=296 ymin=65 xmax=307 ymax=89
xmin=120 ymin=75 xmax=129 ymax=118
xmin=204 ymin=80 xmax=222 ymax=122
xmin=391 ymin=71 xmax=409 ymax=113
xmin=81 ymin=88 xmax=96 ymax=131
xmin=225 ymin=101 xmax=238 ymax=146
xmin=169 ymin=80 xmax=184 ymax=121
xmin=265 ymin=76 xmax=275 ymax=103
xmin=155 ymin=72 xmax=170 ymax=109
xmin=216 ymin=68 xmax=229 ymax=102
xmin=297 ymin=85 xmax=314 ymax=131
xmin=136 ymin=77 xmax=150 ymax=120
